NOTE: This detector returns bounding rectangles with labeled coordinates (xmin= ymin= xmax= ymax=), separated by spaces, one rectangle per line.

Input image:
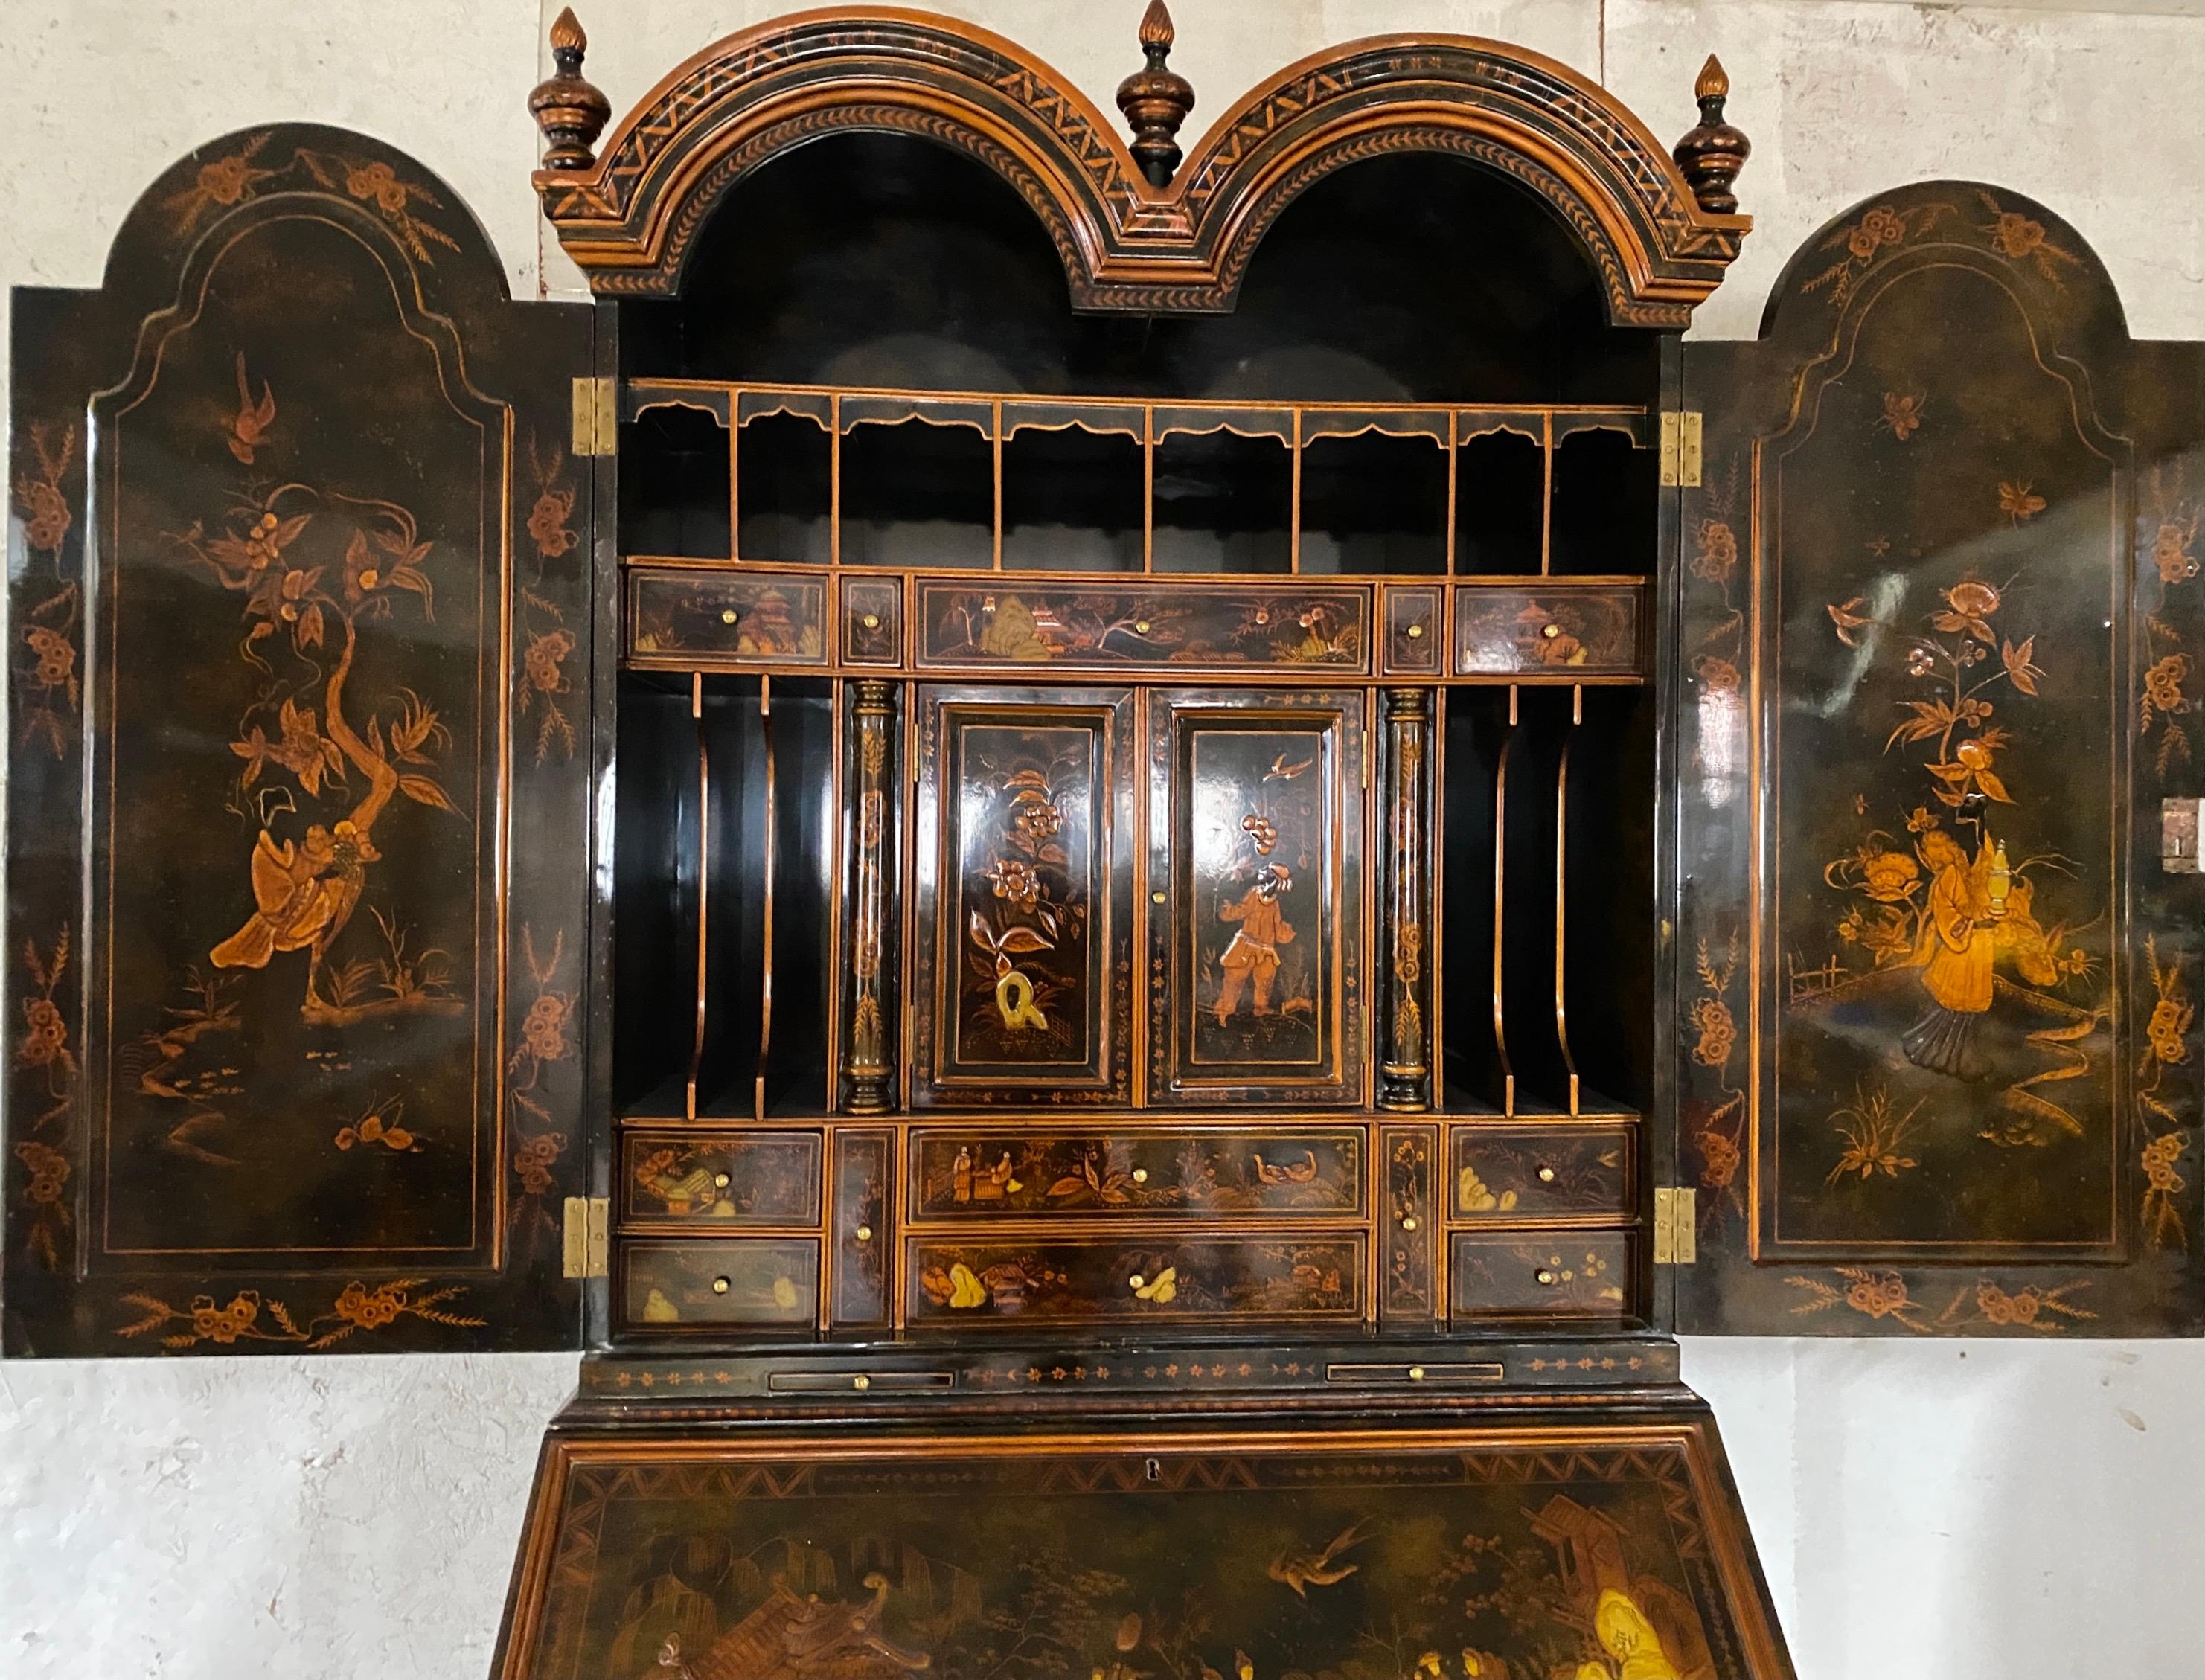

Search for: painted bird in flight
xmin=1267 ymin=1518 xmax=1371 ymax=1595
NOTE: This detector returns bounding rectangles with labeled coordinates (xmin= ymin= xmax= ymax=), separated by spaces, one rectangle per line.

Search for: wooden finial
xmin=1117 ymin=0 xmax=1196 ymax=189
xmin=1673 ymin=53 xmax=1750 ymax=217
xmin=529 ymin=7 xmax=612 ymax=172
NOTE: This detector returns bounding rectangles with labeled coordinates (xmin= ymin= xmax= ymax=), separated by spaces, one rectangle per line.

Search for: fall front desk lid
xmin=499 ymin=1417 xmax=1787 ymax=1679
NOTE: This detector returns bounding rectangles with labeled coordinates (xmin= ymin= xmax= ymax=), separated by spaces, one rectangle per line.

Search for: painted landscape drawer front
xmin=1450 ymin=1231 xmax=1635 ymax=1321
xmin=906 ymin=1128 xmax=1366 ymax=1221
xmin=1148 ymin=690 xmax=1366 ymax=1106
xmin=626 ymin=568 xmax=829 ymax=665
xmin=909 ymin=688 xmax=1136 ymax=1105
xmin=1450 ymin=1124 xmax=1636 ymax=1222
xmin=621 ymin=1240 xmax=821 ymax=1332
xmin=906 ymin=1234 xmax=1365 ymax=1324
xmin=620 ymin=1131 xmax=822 ymax=1228
xmin=1453 ymin=583 xmax=1645 ymax=676
xmin=915 ymin=580 xmax=1369 ymax=673
xmin=505 ymin=1424 xmax=1783 ymax=1680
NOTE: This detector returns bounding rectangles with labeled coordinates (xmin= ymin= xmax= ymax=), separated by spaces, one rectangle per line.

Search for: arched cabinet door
xmin=4 ymin=127 xmax=597 ymax=1355
xmin=1675 ymin=182 xmax=2205 ymax=1336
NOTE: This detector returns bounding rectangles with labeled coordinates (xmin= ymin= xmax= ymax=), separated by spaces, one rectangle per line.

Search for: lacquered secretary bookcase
xmin=10 ymin=7 xmax=2205 ymax=1676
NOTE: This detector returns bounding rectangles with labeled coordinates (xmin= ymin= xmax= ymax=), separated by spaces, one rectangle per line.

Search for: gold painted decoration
xmin=11 ymin=423 xmax=80 ymax=759
xmin=520 ymin=435 xmax=580 ymax=764
xmin=115 ymin=1277 xmax=484 ymax=1349
xmin=919 ymin=583 xmax=1366 ymax=673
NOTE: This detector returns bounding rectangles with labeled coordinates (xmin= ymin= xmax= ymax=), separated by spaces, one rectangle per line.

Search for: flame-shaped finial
xmin=1139 ymin=0 xmax=1175 ymax=52
xmin=529 ymin=7 xmax=612 ymax=172
xmin=1673 ymin=52 xmax=1750 ymax=217
xmin=1118 ymin=0 xmax=1195 ymax=189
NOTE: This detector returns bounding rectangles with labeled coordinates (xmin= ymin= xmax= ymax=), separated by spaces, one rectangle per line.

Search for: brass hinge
xmin=1652 ymin=1187 xmax=1697 ymax=1265
xmin=1658 ymin=411 xmax=1703 ymax=489
xmin=2163 ymin=798 xmax=2204 ymax=873
xmin=562 ymin=1196 xmax=610 ymax=1278
xmin=571 ymin=376 xmax=618 ymax=457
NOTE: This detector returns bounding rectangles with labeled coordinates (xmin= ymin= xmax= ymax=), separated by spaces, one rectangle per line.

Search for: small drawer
xmin=1450 ymin=1231 xmax=1633 ymax=1321
xmin=1380 ymin=1123 xmax=1439 ymax=1320
xmin=907 ymin=1127 xmax=1367 ymax=1222
xmin=831 ymin=1129 xmax=894 ymax=1330
xmin=839 ymin=575 xmax=903 ymax=665
xmin=621 ymin=1130 xmax=822 ymax=1228
xmin=1380 ymin=584 xmax=1444 ymax=675
xmin=626 ymin=568 xmax=828 ymax=666
xmin=1453 ymin=583 xmax=1645 ymax=676
xmin=621 ymin=1239 xmax=821 ymax=1331
xmin=906 ymin=1234 xmax=1365 ymax=1326
xmin=1449 ymin=1124 xmax=1634 ymax=1222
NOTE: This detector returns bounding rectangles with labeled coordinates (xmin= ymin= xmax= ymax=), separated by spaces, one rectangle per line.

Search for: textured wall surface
xmin=5 ymin=3 xmax=2205 ymax=1677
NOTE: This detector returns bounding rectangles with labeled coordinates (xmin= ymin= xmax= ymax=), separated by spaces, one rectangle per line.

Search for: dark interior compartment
xmin=1002 ymin=424 xmax=1144 ymax=571
xmin=1299 ymin=429 xmax=1449 ymax=574
xmin=1151 ymin=429 xmax=1293 ymax=573
xmin=618 ymin=405 xmax=730 ymax=560
xmin=839 ymin=419 xmax=993 ymax=568
xmin=735 ymin=411 xmax=832 ymax=564
xmin=1551 ymin=425 xmax=1659 ymax=575
xmin=1454 ymin=428 xmax=1546 ymax=574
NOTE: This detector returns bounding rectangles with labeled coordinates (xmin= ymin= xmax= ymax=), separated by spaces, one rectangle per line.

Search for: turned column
xmin=842 ymin=681 xmax=900 ymax=1112
xmin=1378 ymin=687 xmax=1435 ymax=1111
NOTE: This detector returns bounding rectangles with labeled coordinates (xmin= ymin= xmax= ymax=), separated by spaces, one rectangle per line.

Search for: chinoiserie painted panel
xmin=620 ymin=1130 xmax=822 ymax=1228
xmin=906 ymin=1126 xmax=1367 ymax=1220
xmin=626 ymin=567 xmax=828 ymax=665
xmin=909 ymin=687 xmax=1136 ymax=1106
xmin=4 ymin=126 xmax=594 ymax=1356
xmin=915 ymin=580 xmax=1368 ymax=674
xmin=498 ymin=1421 xmax=1788 ymax=1680
xmin=1677 ymin=181 xmax=2205 ymax=1335
xmin=1147 ymin=689 xmax=1368 ymax=1106
xmin=905 ymin=1233 xmax=1366 ymax=1324
xmin=1453 ymin=583 xmax=1647 ymax=677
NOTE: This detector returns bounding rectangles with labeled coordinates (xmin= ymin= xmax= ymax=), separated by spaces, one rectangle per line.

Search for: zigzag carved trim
xmin=534 ymin=12 xmax=1747 ymax=324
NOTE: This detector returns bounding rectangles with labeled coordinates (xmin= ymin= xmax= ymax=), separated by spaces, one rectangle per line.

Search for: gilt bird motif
xmin=228 ymin=350 xmax=277 ymax=464
xmin=1262 ymin=752 xmax=1314 ymax=783
xmin=1266 ymin=1517 xmax=1371 ymax=1595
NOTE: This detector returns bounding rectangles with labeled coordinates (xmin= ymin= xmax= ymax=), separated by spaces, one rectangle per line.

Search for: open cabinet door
xmin=4 ymin=126 xmax=597 ymax=1354
xmin=1676 ymin=180 xmax=2205 ymax=1336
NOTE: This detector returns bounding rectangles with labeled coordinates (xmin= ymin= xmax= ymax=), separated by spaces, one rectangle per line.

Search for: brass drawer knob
xmin=861 ymin=612 xmax=880 ymax=629
xmin=714 ymin=1172 xmax=731 ymax=1190
xmin=1406 ymin=623 xmax=1425 ymax=640
xmin=855 ymin=1224 xmax=873 ymax=1243
xmin=1540 ymin=621 xmax=1561 ymax=639
xmin=1134 ymin=619 xmax=1151 ymax=634
xmin=712 ymin=1276 xmax=731 ymax=1294
xmin=1400 ymin=1215 xmax=1418 ymax=1231
xmin=1127 ymin=1274 xmax=1145 ymax=1290
xmin=1536 ymin=1164 xmax=1556 ymax=1184
xmin=1151 ymin=891 xmax=1166 ymax=904
xmin=852 ymin=1374 xmax=871 ymax=1391
xmin=1407 ymin=1365 xmax=1426 ymax=1381
xmin=720 ymin=609 xmax=739 ymax=625
xmin=1131 ymin=1168 xmax=1148 ymax=1184
xmin=1534 ymin=1268 xmax=1558 ymax=1286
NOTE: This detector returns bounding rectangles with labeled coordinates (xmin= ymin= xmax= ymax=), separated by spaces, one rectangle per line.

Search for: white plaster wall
xmin=4 ymin=3 xmax=2204 ymax=1676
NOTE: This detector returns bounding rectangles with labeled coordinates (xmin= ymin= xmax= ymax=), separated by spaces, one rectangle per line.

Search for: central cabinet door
xmin=1148 ymin=689 xmax=1368 ymax=1106
xmin=909 ymin=687 xmax=1136 ymax=1106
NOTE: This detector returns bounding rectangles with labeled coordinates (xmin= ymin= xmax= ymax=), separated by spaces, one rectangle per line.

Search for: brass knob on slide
xmin=711 ymin=1276 xmax=731 ymax=1294
xmin=720 ymin=609 xmax=738 ymax=625
xmin=1535 ymin=1269 xmax=1558 ymax=1286
xmin=1536 ymin=1164 xmax=1556 ymax=1184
